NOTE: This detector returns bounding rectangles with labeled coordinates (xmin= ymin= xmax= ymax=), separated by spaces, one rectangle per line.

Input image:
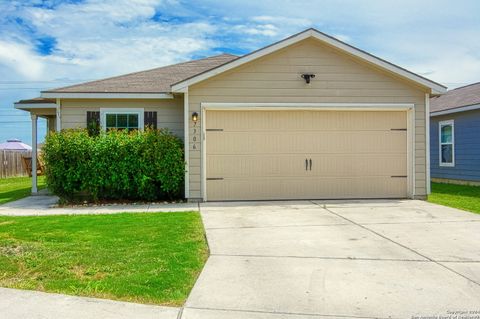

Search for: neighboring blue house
xmin=430 ymin=82 xmax=480 ymax=185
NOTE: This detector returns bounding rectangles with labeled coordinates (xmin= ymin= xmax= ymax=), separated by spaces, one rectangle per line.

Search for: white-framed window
xmin=100 ymin=108 xmax=144 ymax=132
xmin=439 ymin=119 xmax=454 ymax=167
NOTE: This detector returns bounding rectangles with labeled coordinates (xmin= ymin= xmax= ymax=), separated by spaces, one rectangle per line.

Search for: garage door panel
xmin=205 ymin=110 xmax=407 ymax=200
xmin=206 ymin=110 xmax=406 ymax=131
xmin=207 ymin=131 xmax=406 ymax=154
xmin=207 ymin=154 xmax=406 ymax=178
xmin=207 ymin=154 xmax=309 ymax=178
xmin=207 ymin=177 xmax=407 ymax=201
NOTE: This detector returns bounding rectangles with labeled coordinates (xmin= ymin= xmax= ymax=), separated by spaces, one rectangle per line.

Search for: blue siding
xmin=430 ymin=109 xmax=480 ymax=182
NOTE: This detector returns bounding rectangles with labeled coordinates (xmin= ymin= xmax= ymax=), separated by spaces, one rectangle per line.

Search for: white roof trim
xmin=171 ymin=28 xmax=446 ymax=94
xmin=201 ymin=102 xmax=414 ymax=111
xmin=430 ymin=103 xmax=480 ymax=117
xmin=14 ymin=103 xmax=58 ymax=110
xmin=41 ymin=92 xmax=174 ymax=99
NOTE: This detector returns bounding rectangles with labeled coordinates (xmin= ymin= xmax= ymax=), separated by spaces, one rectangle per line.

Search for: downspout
xmin=31 ymin=114 xmax=38 ymax=194
xmin=426 ymin=93 xmax=431 ymax=195
xmin=183 ymin=89 xmax=190 ymax=199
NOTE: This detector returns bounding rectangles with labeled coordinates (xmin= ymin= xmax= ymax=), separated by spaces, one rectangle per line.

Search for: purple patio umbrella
xmin=0 ymin=139 xmax=32 ymax=151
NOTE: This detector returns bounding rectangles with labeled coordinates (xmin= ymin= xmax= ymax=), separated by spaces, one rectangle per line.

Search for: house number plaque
xmin=192 ymin=121 xmax=198 ymax=150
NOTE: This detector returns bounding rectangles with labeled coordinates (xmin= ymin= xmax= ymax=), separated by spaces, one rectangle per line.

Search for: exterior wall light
xmin=192 ymin=112 xmax=199 ymax=123
xmin=301 ymin=73 xmax=315 ymax=84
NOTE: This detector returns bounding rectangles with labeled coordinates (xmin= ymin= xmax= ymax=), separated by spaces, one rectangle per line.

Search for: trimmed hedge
xmin=43 ymin=128 xmax=185 ymax=202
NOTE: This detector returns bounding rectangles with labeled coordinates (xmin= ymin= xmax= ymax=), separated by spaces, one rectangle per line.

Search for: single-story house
xmin=430 ymin=82 xmax=480 ymax=185
xmin=15 ymin=28 xmax=446 ymax=201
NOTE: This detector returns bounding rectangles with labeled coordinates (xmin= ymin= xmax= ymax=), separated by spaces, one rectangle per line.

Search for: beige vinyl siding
xmin=188 ymin=38 xmax=428 ymax=199
xmin=47 ymin=117 xmax=56 ymax=132
xmin=61 ymin=98 xmax=184 ymax=139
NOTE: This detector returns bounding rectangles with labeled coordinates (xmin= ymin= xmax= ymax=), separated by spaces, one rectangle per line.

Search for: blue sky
xmin=1 ymin=0 xmax=480 ymax=144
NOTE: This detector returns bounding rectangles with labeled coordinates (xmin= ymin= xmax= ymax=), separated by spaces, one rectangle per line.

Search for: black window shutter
xmin=144 ymin=111 xmax=157 ymax=129
xmin=86 ymin=111 xmax=100 ymax=136
xmin=86 ymin=111 xmax=100 ymax=127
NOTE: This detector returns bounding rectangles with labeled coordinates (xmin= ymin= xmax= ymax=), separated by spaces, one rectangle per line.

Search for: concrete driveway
xmin=182 ymin=200 xmax=480 ymax=319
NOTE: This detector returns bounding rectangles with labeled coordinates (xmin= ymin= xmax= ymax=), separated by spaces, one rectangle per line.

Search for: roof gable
xmin=171 ymin=28 xmax=446 ymax=94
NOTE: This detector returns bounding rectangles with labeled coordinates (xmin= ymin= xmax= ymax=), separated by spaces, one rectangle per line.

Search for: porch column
xmin=56 ymin=99 xmax=61 ymax=131
xmin=31 ymin=113 xmax=38 ymax=194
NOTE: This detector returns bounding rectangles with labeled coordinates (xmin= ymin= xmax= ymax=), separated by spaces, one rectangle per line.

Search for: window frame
xmin=100 ymin=108 xmax=144 ymax=132
xmin=438 ymin=119 xmax=455 ymax=167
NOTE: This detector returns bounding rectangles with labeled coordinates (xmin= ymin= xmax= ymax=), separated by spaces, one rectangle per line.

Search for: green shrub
xmin=42 ymin=128 xmax=185 ymax=202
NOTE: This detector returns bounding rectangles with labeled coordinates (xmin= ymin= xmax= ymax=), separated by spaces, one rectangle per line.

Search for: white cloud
xmin=27 ymin=0 xmax=161 ymax=26
xmin=232 ymin=24 xmax=278 ymax=37
xmin=1 ymin=0 xmax=219 ymax=81
xmin=0 ymin=41 xmax=44 ymax=79
xmin=251 ymin=15 xmax=311 ymax=27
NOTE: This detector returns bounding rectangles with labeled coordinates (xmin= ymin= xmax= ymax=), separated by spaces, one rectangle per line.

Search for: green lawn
xmin=428 ymin=182 xmax=480 ymax=214
xmin=0 ymin=176 xmax=46 ymax=205
xmin=0 ymin=212 xmax=208 ymax=305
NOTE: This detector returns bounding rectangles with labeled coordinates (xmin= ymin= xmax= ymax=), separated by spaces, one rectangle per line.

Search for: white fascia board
xmin=14 ymin=103 xmax=58 ymax=110
xmin=201 ymin=102 xmax=414 ymax=111
xmin=430 ymin=103 xmax=480 ymax=117
xmin=172 ymin=29 xmax=447 ymax=94
xmin=41 ymin=92 xmax=174 ymax=99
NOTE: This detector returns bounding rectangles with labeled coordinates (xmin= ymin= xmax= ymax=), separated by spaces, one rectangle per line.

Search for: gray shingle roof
xmin=430 ymin=82 xmax=480 ymax=113
xmin=43 ymin=54 xmax=238 ymax=94
xmin=16 ymin=97 xmax=56 ymax=104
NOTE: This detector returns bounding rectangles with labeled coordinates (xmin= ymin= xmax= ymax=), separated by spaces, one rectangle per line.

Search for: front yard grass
xmin=0 ymin=176 xmax=46 ymax=205
xmin=0 ymin=212 xmax=208 ymax=305
xmin=428 ymin=182 xmax=480 ymax=214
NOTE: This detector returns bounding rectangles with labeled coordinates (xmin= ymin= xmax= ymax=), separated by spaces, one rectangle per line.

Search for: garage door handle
xmin=309 ymin=159 xmax=312 ymax=171
xmin=305 ymin=158 xmax=308 ymax=171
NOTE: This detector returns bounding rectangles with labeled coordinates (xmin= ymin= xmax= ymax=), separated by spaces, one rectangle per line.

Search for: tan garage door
xmin=205 ymin=110 xmax=407 ymax=201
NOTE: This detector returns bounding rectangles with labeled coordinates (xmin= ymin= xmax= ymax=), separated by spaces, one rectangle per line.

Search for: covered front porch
xmin=14 ymin=98 xmax=60 ymax=194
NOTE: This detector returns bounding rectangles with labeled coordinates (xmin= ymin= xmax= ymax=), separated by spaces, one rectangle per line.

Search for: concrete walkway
xmin=183 ymin=200 xmax=480 ymax=319
xmin=0 ymin=287 xmax=179 ymax=319
xmin=0 ymin=194 xmax=198 ymax=215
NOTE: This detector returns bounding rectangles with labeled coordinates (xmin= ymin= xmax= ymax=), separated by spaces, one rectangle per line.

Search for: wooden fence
xmin=0 ymin=150 xmax=31 ymax=178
